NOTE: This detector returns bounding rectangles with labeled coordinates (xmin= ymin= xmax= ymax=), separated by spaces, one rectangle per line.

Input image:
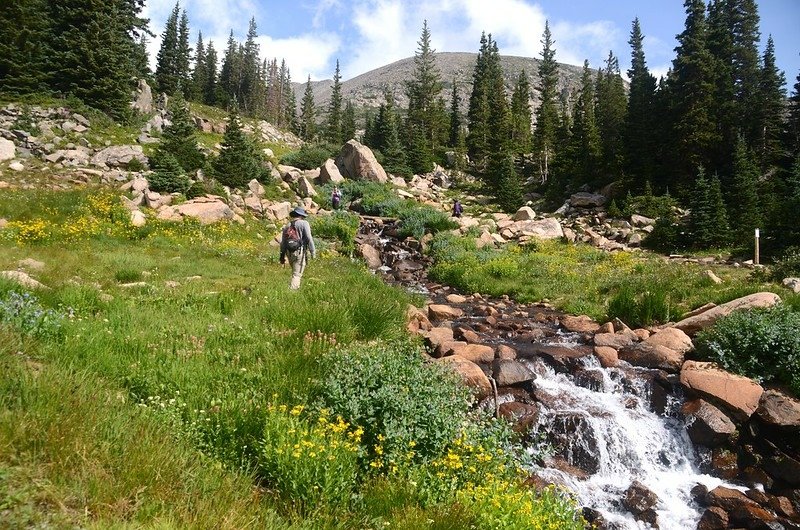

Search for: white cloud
xmin=255 ymin=34 xmax=341 ymax=81
xmin=551 ymin=20 xmax=619 ymax=70
xmin=343 ymin=0 xmax=415 ymax=79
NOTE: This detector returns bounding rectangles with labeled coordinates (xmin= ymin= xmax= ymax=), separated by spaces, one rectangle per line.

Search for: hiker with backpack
xmin=279 ymin=206 xmax=316 ymax=289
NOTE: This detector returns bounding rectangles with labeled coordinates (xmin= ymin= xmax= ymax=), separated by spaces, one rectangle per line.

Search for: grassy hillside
xmin=0 ymin=187 xmax=584 ymax=529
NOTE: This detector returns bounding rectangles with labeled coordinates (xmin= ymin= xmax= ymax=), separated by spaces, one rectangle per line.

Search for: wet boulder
xmin=756 ymin=389 xmax=800 ymax=430
xmin=697 ymin=506 xmax=729 ymax=530
xmin=644 ymin=327 xmax=694 ymax=354
xmin=492 ymin=359 xmax=535 ymax=386
xmin=619 ymin=342 xmax=684 ymax=372
xmin=428 ymin=304 xmax=463 ymax=322
xmin=623 ymin=480 xmax=658 ymax=516
xmin=680 ymin=361 xmax=764 ymax=421
xmin=498 ymin=401 xmax=540 ymax=432
xmin=560 ymin=314 xmax=601 ymax=333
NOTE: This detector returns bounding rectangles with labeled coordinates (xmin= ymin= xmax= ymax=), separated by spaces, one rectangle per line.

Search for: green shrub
xmin=315 ymin=340 xmax=471 ymax=467
xmin=643 ymin=217 xmax=686 ymax=254
xmin=771 ymin=246 xmax=800 ymax=281
xmin=114 ymin=268 xmax=143 ymax=283
xmin=0 ymin=291 xmax=64 ymax=339
xmin=311 ymin=211 xmax=360 ymax=256
xmin=279 ymin=143 xmax=338 ymax=170
xmin=695 ymin=305 xmax=800 ymax=395
xmin=398 ymin=206 xmax=457 ymax=240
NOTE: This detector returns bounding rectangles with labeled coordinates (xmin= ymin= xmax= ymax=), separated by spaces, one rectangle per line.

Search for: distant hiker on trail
xmin=452 ymin=199 xmax=463 ymax=218
xmin=331 ymin=186 xmax=342 ymax=210
xmin=280 ymin=206 xmax=316 ymax=290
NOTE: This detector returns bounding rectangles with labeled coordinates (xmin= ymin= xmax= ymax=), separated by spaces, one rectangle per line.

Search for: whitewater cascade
xmin=528 ymin=353 xmax=731 ymax=530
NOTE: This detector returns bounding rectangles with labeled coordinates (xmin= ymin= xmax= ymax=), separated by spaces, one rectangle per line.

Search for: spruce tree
xmin=342 ymin=101 xmax=356 ymax=143
xmin=177 ymin=10 xmax=192 ymax=98
xmin=299 ymin=76 xmax=316 ymax=142
xmin=405 ymin=20 xmax=443 ymax=173
xmin=150 ymin=91 xmax=205 ymax=173
xmin=203 ymin=42 xmax=218 ymax=106
xmin=240 ymin=18 xmax=261 ymax=115
xmin=190 ymin=32 xmax=207 ymax=102
xmin=532 ymin=21 xmax=559 ymax=184
xmin=448 ymin=79 xmax=462 ymax=148
xmin=155 ymin=3 xmax=181 ymax=96
xmin=788 ymin=69 xmax=800 ymax=158
xmin=563 ymin=60 xmax=601 ymax=190
xmin=756 ymin=36 xmax=786 ymax=169
xmin=149 ymin=152 xmax=190 ymax=194
xmin=325 ymin=60 xmax=344 ymax=145
xmin=213 ymin=101 xmax=267 ymax=189
xmin=467 ymin=33 xmax=492 ymax=168
xmin=624 ymin=18 xmax=658 ymax=192
xmin=690 ymin=169 xmax=730 ymax=248
xmin=595 ymin=51 xmax=627 ymax=186
xmin=375 ymin=91 xmax=410 ymax=176
xmin=284 ymin=78 xmax=299 ymax=135
xmin=218 ymin=31 xmax=242 ymax=107
xmin=510 ymin=71 xmax=533 ymax=156
xmin=729 ymin=135 xmax=762 ymax=243
xmin=0 ymin=0 xmax=52 ymax=94
xmin=669 ymin=0 xmax=720 ymax=195
xmin=49 ymin=0 xmax=142 ymax=120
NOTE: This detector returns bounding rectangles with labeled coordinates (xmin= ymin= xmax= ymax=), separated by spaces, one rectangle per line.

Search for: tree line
xmin=1 ymin=0 xmax=798 ymax=253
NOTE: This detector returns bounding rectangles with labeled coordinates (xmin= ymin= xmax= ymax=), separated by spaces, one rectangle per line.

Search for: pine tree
xmin=563 ymin=60 xmax=601 ymax=190
xmin=375 ymin=91 xmax=410 ymax=176
xmin=49 ymin=0 xmax=142 ymax=120
xmin=467 ymin=33 xmax=492 ymax=168
xmin=448 ymin=79 xmax=462 ymax=148
xmin=624 ymin=18 xmax=658 ymax=192
xmin=149 ymin=152 xmax=190 ymax=194
xmin=690 ymin=168 xmax=730 ymax=248
xmin=729 ymin=135 xmax=762 ymax=242
xmin=405 ymin=20 xmax=443 ymax=173
xmin=283 ymin=75 xmax=299 ymax=135
xmin=203 ymin=42 xmax=218 ymax=106
xmin=342 ymin=101 xmax=356 ymax=142
xmin=190 ymin=32 xmax=207 ymax=102
xmin=532 ymin=21 xmax=559 ymax=184
xmin=213 ymin=101 xmax=267 ymax=189
xmin=0 ymin=0 xmax=52 ymax=94
xmin=132 ymin=34 xmax=152 ymax=82
xmin=510 ymin=71 xmax=533 ymax=156
xmin=668 ymin=0 xmax=720 ymax=194
xmin=177 ymin=10 xmax=192 ymax=97
xmin=756 ymin=35 xmax=786 ymax=169
xmin=240 ymin=18 xmax=261 ymax=115
xmin=155 ymin=3 xmax=180 ymax=95
xmin=150 ymin=91 xmax=205 ymax=173
xmin=595 ymin=51 xmax=627 ymax=186
xmin=218 ymin=31 xmax=242 ymax=107
xmin=299 ymin=76 xmax=316 ymax=142
xmin=325 ymin=60 xmax=344 ymax=145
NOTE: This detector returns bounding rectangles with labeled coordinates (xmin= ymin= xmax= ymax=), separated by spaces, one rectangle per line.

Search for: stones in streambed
xmin=622 ymin=481 xmax=659 ymax=527
xmin=559 ymin=314 xmax=600 ymax=333
xmin=427 ymin=303 xmax=463 ymax=321
xmin=435 ymin=355 xmax=490 ymax=399
xmin=681 ymin=399 xmax=737 ymax=447
xmin=680 ymin=361 xmax=764 ymax=421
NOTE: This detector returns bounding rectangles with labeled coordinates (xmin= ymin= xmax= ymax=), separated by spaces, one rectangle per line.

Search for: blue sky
xmin=144 ymin=0 xmax=800 ymax=85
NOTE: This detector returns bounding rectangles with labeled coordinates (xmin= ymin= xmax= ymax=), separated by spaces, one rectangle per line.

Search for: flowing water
xmin=527 ymin=354 xmax=728 ymax=529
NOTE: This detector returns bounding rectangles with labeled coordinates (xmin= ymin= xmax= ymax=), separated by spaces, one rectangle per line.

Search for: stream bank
xmin=357 ymin=217 xmax=800 ymax=530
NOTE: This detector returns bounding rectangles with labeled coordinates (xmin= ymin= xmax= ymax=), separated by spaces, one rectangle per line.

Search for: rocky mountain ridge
xmin=294 ymin=52 xmax=588 ymax=115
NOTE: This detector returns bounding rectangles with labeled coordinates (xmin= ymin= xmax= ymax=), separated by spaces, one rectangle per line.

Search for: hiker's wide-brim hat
xmin=291 ymin=207 xmax=308 ymax=217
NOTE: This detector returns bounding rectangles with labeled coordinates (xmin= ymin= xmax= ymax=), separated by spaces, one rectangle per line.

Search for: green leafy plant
xmin=770 ymin=246 xmax=800 ymax=281
xmin=315 ymin=339 xmax=471 ymax=467
xmin=311 ymin=210 xmax=360 ymax=256
xmin=607 ymin=284 xmax=673 ymax=327
xmin=695 ymin=305 xmax=800 ymax=395
xmin=0 ymin=291 xmax=64 ymax=339
xmin=279 ymin=143 xmax=338 ymax=170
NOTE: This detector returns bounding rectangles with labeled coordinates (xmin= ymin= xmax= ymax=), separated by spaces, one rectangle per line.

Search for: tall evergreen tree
xmin=375 ymin=91 xmax=410 ymax=176
xmin=283 ymin=75 xmax=299 ymax=134
xmin=510 ymin=71 xmax=533 ymax=156
xmin=203 ymin=42 xmax=218 ymax=106
xmin=190 ymin=32 xmax=207 ymax=102
xmin=405 ymin=20 xmax=443 ymax=173
xmin=532 ymin=21 xmax=560 ymax=184
xmin=177 ymin=9 xmax=192 ymax=97
xmin=325 ymin=60 xmax=344 ymax=145
xmin=756 ymin=35 xmax=786 ymax=169
xmin=595 ymin=51 xmax=627 ymax=185
xmin=155 ymin=3 xmax=181 ymax=95
xmin=467 ymin=32 xmax=493 ymax=168
xmin=564 ymin=60 xmax=601 ymax=189
xmin=218 ymin=31 xmax=242 ymax=107
xmin=0 ymin=0 xmax=52 ymax=94
xmin=448 ymin=79 xmax=462 ymax=147
xmin=689 ymin=168 xmax=730 ymax=248
xmin=299 ymin=76 xmax=316 ymax=142
xmin=729 ymin=134 xmax=762 ymax=243
xmin=668 ymin=0 xmax=720 ymax=194
xmin=240 ymin=18 xmax=261 ymax=115
xmin=788 ymin=69 xmax=800 ymax=158
xmin=624 ymin=18 xmax=658 ymax=192
xmin=342 ymin=100 xmax=356 ymax=142
xmin=49 ymin=0 xmax=143 ymax=119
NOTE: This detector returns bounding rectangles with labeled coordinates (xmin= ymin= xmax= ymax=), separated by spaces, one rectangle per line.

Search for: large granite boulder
xmin=165 ymin=197 xmax=239 ymax=225
xmin=674 ymin=292 xmax=781 ymax=335
xmin=437 ymin=355 xmax=491 ymax=399
xmin=0 ymin=138 xmax=16 ymax=161
xmin=319 ymin=158 xmax=345 ymax=184
xmin=570 ymin=192 xmax=607 ymax=208
xmin=515 ymin=218 xmax=564 ymax=240
xmin=91 ymin=145 xmax=148 ymax=168
xmin=682 ymin=399 xmax=737 ymax=447
xmin=335 ymin=140 xmax=388 ymax=183
xmin=680 ymin=361 xmax=764 ymax=421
